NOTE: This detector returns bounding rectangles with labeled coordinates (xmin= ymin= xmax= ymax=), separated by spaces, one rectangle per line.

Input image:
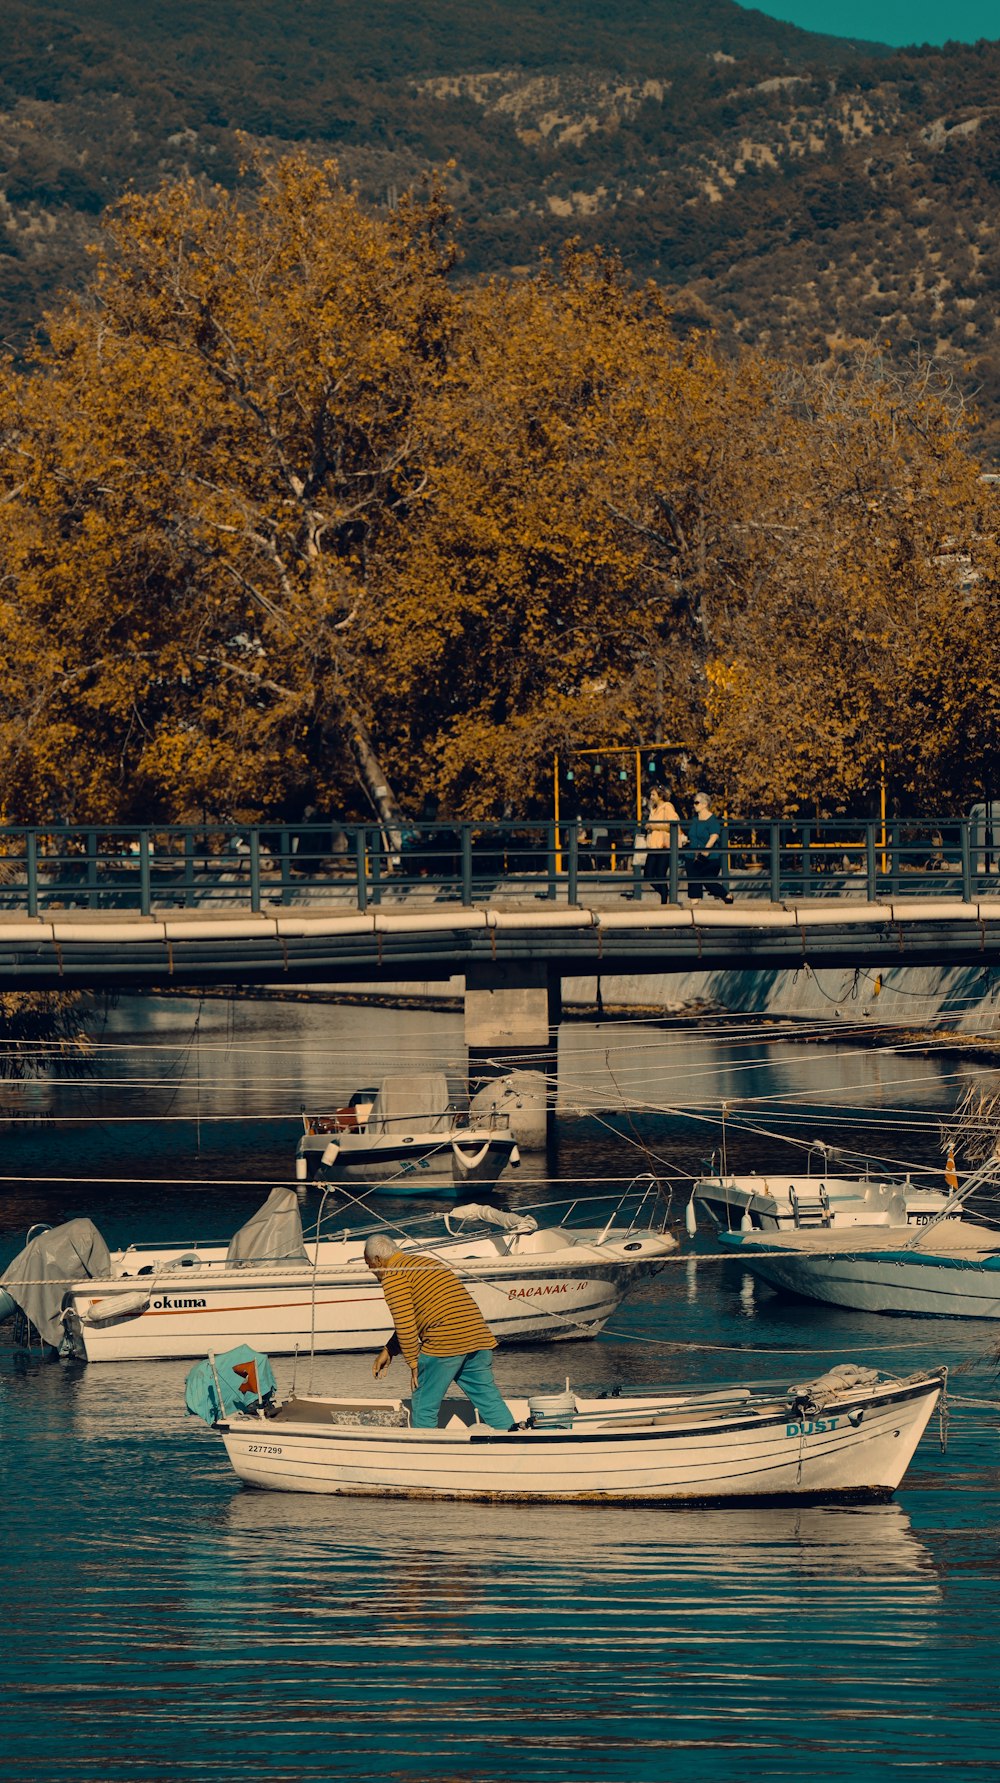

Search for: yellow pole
xmin=554 ymin=754 xmax=562 ymax=874
xmin=635 ymin=747 xmax=642 ymax=825
xmin=880 ymin=756 xmax=887 ymax=874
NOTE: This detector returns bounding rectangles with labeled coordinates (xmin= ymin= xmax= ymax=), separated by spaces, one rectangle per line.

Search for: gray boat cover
xmin=369 ymin=1072 xmax=453 ymax=1133
xmin=226 ymin=1187 xmax=308 ymax=1266
xmin=1 ymin=1218 xmax=112 ymax=1348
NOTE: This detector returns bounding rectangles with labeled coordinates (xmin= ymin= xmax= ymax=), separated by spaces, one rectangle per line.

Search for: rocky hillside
xmin=2 ymin=0 xmax=999 ymax=448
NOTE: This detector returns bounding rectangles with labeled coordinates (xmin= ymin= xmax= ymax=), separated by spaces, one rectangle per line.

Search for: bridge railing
xmin=0 ymin=817 xmax=994 ymax=914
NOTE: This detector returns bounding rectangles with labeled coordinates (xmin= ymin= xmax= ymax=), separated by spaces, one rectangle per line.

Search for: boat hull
xmin=295 ymin=1131 xmax=518 ymax=1194
xmin=733 ymin=1245 xmax=1000 ymax=1319
xmin=219 ymin=1375 xmax=943 ymax=1503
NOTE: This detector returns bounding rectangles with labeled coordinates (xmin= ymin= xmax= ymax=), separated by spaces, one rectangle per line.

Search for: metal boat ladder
xmin=789 ymin=1184 xmax=833 ymax=1228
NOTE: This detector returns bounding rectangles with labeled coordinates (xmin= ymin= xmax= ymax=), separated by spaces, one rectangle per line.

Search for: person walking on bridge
xmin=643 ymin=790 xmax=687 ymax=904
xmin=364 ymin=1233 xmax=515 ymax=1429
xmin=686 ymin=791 xmax=733 ymax=903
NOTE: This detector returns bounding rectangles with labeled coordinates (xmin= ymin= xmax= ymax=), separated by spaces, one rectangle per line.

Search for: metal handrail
xmin=0 ymin=815 xmax=993 ymax=912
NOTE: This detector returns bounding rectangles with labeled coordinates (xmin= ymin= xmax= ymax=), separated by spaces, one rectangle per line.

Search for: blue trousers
xmin=411 ymin=1349 xmax=514 ymax=1430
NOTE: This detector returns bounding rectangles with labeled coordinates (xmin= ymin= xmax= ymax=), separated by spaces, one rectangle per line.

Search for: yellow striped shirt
xmin=379 ymin=1250 xmax=496 ymax=1367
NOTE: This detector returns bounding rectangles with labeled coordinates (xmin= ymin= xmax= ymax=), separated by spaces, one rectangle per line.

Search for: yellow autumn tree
xmin=700 ymin=351 xmax=1000 ymax=812
xmin=0 ymin=153 xmax=456 ymax=825
xmin=366 ymin=250 xmax=755 ymax=816
xmin=0 ymin=157 xmax=996 ymax=829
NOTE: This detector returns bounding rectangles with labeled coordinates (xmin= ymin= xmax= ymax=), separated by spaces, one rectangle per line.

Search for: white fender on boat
xmin=451 ymin=1137 xmax=492 ymax=1174
xmin=295 ymin=1155 xmax=308 ymax=1181
xmin=81 ymin=1290 xmax=150 ymax=1327
xmin=740 ymin=1210 xmax=753 ymax=1232
xmin=685 ymin=1197 xmax=698 ymax=1238
xmin=320 ymin=1141 xmax=340 ymax=1167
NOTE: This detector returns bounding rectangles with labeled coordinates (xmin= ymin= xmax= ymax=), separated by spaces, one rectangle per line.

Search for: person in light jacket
xmin=643 ymin=792 xmax=686 ymax=904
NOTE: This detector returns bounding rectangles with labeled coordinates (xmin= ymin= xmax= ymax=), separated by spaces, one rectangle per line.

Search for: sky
xmin=748 ymin=0 xmax=999 ymax=47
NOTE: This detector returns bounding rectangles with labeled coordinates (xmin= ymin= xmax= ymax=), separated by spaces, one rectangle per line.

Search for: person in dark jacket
xmin=686 ymin=792 xmax=733 ymax=903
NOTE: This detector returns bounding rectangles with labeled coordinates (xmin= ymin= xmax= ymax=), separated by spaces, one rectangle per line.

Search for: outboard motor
xmin=0 ymin=1218 xmax=113 ymax=1354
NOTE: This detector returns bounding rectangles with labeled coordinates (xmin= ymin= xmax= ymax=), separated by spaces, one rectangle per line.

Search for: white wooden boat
xmin=295 ymin=1071 xmax=520 ymax=1193
xmin=1 ymin=1187 xmax=676 ymax=1362
xmin=719 ymin=1218 xmax=1000 ymax=1318
xmin=211 ymin=1360 xmax=945 ymax=1503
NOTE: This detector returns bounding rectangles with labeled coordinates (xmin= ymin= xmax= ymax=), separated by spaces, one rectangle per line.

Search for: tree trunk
xmin=332 ymin=696 xmax=404 ymax=845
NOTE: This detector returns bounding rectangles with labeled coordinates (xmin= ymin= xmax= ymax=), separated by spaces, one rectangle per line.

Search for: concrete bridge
xmin=1 ymin=818 xmax=998 ymax=1062
xmin=3 ymin=891 xmax=1000 ymax=1055
xmin=3 ymin=893 xmax=1000 ymax=989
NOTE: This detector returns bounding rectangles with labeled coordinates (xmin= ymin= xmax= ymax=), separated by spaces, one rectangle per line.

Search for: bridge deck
xmin=1 ymin=894 xmax=998 ymax=989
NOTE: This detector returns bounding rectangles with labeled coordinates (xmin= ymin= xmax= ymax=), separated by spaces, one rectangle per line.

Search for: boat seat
xmin=273 ymin=1396 xmax=408 ymax=1427
xmin=511 ymin=1228 xmax=567 ymax=1254
xmin=443 ymin=1406 xmax=480 ymax=1428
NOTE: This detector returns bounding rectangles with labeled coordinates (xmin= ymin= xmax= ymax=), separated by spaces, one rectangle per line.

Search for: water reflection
xmin=0 ymin=997 xmax=965 ymax=1204
xmin=3 ymin=1000 xmax=1000 ymax=1781
xmin=685 ymin=1256 xmax=699 ymax=1305
xmin=224 ymin=1489 xmax=940 ymax=1585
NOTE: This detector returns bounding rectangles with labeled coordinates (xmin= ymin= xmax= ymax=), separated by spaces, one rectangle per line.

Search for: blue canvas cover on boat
xmin=184 ymin=1344 xmax=277 ymax=1426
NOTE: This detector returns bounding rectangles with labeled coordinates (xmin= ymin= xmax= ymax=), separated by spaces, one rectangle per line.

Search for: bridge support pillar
xmin=464 ymin=964 xmax=560 ymax=1153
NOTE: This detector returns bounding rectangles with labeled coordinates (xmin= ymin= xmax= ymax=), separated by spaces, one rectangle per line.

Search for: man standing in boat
xmin=364 ymin=1234 xmax=516 ymax=1430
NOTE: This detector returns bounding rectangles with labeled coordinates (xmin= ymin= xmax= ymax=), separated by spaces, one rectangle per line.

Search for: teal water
xmin=1 ymin=1000 xmax=998 ymax=1781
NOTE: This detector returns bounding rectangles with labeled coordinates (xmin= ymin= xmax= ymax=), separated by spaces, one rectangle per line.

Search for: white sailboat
xmin=1 ymin=1183 xmax=677 ymax=1362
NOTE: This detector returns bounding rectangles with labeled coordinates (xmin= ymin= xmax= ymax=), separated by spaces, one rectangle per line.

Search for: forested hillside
xmin=1 ymin=2 xmax=998 ymax=445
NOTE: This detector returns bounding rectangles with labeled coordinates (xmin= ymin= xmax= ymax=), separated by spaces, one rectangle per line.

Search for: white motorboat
xmin=0 ymin=1184 xmax=677 ymax=1363
xmin=201 ymin=1354 xmax=945 ymax=1503
xmin=717 ymin=1151 xmax=1000 ymax=1319
xmin=295 ymin=1071 xmax=520 ymax=1193
xmin=692 ymin=1155 xmax=958 ymax=1235
xmin=719 ymin=1218 xmax=1000 ymax=1318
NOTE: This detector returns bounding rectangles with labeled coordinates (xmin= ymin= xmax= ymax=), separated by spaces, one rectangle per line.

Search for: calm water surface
xmin=1 ymin=998 xmax=998 ymax=1781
